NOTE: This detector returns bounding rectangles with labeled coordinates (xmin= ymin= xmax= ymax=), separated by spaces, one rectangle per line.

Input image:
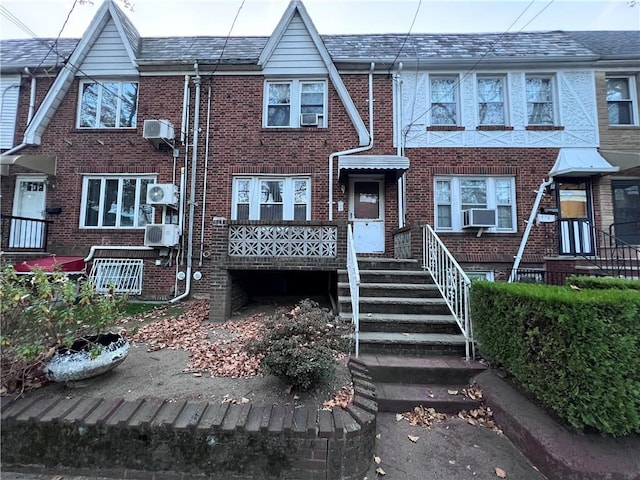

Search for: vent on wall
xmin=300 ymin=113 xmax=320 ymax=126
xmin=144 ymin=224 xmax=180 ymax=247
xmin=462 ymin=208 xmax=497 ymax=228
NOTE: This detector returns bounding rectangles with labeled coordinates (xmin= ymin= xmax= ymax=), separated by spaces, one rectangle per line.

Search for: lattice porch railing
xmin=228 ymin=224 xmax=338 ymax=257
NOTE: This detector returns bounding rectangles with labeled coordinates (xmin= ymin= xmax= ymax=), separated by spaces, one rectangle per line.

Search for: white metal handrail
xmin=422 ymin=225 xmax=474 ymax=360
xmin=346 ymin=224 xmax=361 ymax=358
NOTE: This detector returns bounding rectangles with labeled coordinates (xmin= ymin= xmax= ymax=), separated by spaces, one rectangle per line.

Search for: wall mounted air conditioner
xmin=462 ymin=208 xmax=496 ymax=228
xmin=143 ymin=119 xmax=174 ymax=146
xmin=300 ymin=113 xmax=320 ymax=126
xmin=144 ymin=224 xmax=180 ymax=247
xmin=147 ymin=183 xmax=179 ymax=207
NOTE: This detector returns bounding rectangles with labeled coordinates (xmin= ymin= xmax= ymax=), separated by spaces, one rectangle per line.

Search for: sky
xmin=0 ymin=0 xmax=638 ymax=41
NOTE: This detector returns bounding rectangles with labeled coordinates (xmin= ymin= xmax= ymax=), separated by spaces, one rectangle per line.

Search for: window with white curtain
xmin=232 ymin=176 xmax=311 ymax=221
xmin=525 ymin=76 xmax=555 ymax=125
xmin=429 ymin=75 xmax=459 ymax=125
xmin=264 ymin=80 xmax=327 ymax=128
xmin=435 ymin=176 xmax=516 ymax=232
xmin=477 ymin=76 xmax=507 ymax=125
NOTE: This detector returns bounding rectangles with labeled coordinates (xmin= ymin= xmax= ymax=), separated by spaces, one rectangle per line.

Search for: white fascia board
xmin=107 ymin=0 xmax=139 ymax=67
xmin=259 ymin=0 xmax=369 ymax=146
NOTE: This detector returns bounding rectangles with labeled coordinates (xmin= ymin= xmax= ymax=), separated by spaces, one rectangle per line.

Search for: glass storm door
xmin=557 ymin=179 xmax=594 ymax=255
xmin=349 ymin=177 xmax=384 ymax=254
xmin=11 ymin=176 xmax=47 ymax=248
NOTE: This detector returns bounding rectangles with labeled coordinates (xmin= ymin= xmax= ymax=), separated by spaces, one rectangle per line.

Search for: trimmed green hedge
xmin=565 ymin=275 xmax=640 ymax=290
xmin=471 ymin=281 xmax=640 ymax=436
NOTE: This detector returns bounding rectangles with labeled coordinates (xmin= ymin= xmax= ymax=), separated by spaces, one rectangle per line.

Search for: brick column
xmin=208 ymin=217 xmax=231 ymax=322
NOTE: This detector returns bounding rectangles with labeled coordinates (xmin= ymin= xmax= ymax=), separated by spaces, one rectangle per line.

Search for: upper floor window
xmin=525 ymin=76 xmax=555 ymax=125
xmin=606 ymin=76 xmax=637 ymax=125
xmin=435 ymin=176 xmax=516 ymax=233
xmin=477 ymin=76 xmax=506 ymax=125
xmin=232 ymin=176 xmax=311 ymax=221
xmin=264 ymin=80 xmax=326 ymax=128
xmin=78 ymin=80 xmax=138 ymax=129
xmin=430 ymin=76 xmax=459 ymax=125
xmin=80 ymin=175 xmax=155 ymax=228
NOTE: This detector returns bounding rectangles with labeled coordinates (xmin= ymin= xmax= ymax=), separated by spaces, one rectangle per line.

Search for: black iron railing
xmin=585 ymin=222 xmax=640 ymax=279
xmin=0 ymin=214 xmax=53 ymax=251
xmin=609 ymin=220 xmax=640 ymax=247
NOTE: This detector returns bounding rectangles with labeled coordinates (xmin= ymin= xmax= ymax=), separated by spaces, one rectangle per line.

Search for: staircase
xmin=339 ymin=257 xmax=485 ymax=413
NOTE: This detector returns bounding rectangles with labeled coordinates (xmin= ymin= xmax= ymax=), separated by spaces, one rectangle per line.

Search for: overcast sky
xmin=1 ymin=0 xmax=638 ymax=41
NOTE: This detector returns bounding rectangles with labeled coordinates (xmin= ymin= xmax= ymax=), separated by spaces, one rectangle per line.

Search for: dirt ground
xmin=27 ymin=301 xmax=353 ymax=409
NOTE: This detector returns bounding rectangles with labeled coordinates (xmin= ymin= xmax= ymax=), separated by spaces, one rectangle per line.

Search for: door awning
xmin=338 ymin=155 xmax=410 ymax=182
xmin=0 ymin=154 xmax=57 ymax=176
xmin=599 ymin=150 xmax=640 ymax=172
xmin=549 ymin=148 xmax=618 ymax=177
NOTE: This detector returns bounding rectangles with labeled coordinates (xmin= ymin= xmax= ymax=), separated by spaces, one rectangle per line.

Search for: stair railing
xmin=423 ymin=224 xmax=474 ymax=360
xmin=346 ymin=224 xmax=361 ymax=358
xmin=579 ymin=221 xmax=640 ymax=279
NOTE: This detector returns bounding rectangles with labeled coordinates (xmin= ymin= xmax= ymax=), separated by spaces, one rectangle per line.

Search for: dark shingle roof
xmin=1 ymin=30 xmax=638 ymax=71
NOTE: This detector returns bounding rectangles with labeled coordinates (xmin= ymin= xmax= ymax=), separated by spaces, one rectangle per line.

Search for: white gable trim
xmin=260 ymin=1 xmax=369 ymax=146
xmin=23 ymin=0 xmax=138 ymax=145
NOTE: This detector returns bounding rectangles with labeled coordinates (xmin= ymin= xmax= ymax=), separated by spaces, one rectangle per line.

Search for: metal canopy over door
xmin=557 ymin=179 xmax=594 ymax=255
xmin=349 ymin=176 xmax=384 ymax=254
xmin=11 ymin=175 xmax=47 ymax=248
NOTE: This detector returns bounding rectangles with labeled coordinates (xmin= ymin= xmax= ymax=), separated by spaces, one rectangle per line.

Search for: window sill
xmin=74 ymin=128 xmax=137 ymax=133
xmin=606 ymin=125 xmax=640 ymax=129
xmin=525 ymin=125 xmax=565 ymax=131
xmin=476 ymin=126 xmax=515 ymax=131
xmin=435 ymin=229 xmax=518 ymax=235
xmin=426 ymin=126 xmax=465 ymax=131
xmin=260 ymin=127 xmax=328 ymax=132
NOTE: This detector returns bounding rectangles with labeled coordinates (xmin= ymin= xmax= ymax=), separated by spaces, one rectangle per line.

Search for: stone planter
xmin=43 ymin=333 xmax=130 ymax=382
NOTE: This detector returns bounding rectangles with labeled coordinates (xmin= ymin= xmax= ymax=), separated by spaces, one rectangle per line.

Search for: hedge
xmin=471 ymin=281 xmax=640 ymax=436
xmin=565 ymin=275 xmax=640 ymax=291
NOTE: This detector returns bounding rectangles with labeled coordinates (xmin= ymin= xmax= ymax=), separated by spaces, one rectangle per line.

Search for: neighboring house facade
xmin=1 ymin=0 xmax=638 ymax=319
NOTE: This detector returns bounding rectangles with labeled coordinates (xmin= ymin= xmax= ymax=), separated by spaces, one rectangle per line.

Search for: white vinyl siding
xmin=77 ymin=19 xmax=138 ymax=76
xmin=232 ymin=176 xmax=311 ymax=221
xmin=0 ymin=74 xmax=20 ymax=149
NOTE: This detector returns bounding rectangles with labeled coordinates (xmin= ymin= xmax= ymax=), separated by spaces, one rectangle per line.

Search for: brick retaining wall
xmin=1 ymin=363 xmax=376 ymax=480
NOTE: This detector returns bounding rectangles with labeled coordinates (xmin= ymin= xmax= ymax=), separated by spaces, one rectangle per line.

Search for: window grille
xmin=88 ymin=258 xmax=144 ymax=295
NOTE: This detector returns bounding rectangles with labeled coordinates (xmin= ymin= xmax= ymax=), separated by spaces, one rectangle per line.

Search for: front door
xmin=11 ymin=175 xmax=47 ymax=248
xmin=349 ymin=176 xmax=384 ymax=254
xmin=557 ymin=179 xmax=594 ymax=255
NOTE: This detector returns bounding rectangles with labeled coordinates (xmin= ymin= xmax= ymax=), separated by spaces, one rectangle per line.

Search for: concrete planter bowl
xmin=43 ymin=333 xmax=130 ymax=382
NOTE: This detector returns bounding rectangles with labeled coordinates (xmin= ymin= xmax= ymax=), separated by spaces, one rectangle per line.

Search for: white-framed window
xmin=264 ymin=80 xmax=327 ymax=128
xmin=606 ymin=76 xmax=638 ymax=125
xmin=429 ymin=75 xmax=459 ymax=125
xmin=434 ymin=176 xmax=516 ymax=232
xmin=78 ymin=80 xmax=138 ymax=128
xmin=525 ymin=75 xmax=555 ymax=125
xmin=477 ymin=75 xmax=507 ymax=125
xmin=232 ymin=176 xmax=311 ymax=221
xmin=466 ymin=270 xmax=495 ymax=282
xmin=80 ymin=175 xmax=155 ymax=228
xmin=89 ymin=259 xmax=144 ymax=294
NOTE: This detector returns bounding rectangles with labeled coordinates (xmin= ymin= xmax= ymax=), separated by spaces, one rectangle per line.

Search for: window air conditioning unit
xmin=144 ymin=224 xmax=180 ymax=247
xmin=462 ymin=208 xmax=497 ymax=228
xmin=147 ymin=183 xmax=179 ymax=207
xmin=143 ymin=119 xmax=174 ymax=143
xmin=300 ymin=113 xmax=320 ymax=126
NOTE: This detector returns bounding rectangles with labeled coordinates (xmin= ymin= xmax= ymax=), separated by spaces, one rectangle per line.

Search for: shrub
xmin=0 ymin=264 xmax=126 ymax=393
xmin=247 ymin=299 xmax=348 ymax=391
xmin=471 ymin=281 xmax=640 ymax=436
xmin=565 ymin=275 xmax=640 ymax=290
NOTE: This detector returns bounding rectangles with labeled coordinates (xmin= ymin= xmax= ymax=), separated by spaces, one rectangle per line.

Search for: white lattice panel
xmin=229 ymin=225 xmax=337 ymax=257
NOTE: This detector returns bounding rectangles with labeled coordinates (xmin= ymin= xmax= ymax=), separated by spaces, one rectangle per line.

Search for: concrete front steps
xmin=339 ymin=257 xmax=484 ymax=414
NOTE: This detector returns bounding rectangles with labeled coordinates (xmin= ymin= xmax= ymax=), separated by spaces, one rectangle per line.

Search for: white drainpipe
xmin=199 ymin=83 xmax=212 ymax=267
xmin=328 ymin=62 xmax=375 ymax=221
xmin=171 ymin=63 xmax=201 ymax=303
xmin=84 ymin=245 xmax=153 ymax=263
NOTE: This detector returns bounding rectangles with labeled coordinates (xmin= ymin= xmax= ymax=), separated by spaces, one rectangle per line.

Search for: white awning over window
xmin=0 ymin=154 xmax=57 ymax=176
xmin=338 ymin=155 xmax=410 ymax=182
xmin=549 ymin=148 xmax=618 ymax=177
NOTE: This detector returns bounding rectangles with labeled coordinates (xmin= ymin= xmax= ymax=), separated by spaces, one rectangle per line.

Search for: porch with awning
xmin=338 ymin=155 xmax=410 ymax=183
xmin=0 ymin=154 xmax=57 ymax=175
xmin=549 ymin=148 xmax=618 ymax=177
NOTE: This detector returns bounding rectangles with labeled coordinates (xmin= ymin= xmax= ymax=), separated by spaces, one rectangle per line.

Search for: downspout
xmin=175 ymin=75 xmax=190 ymax=186
xmin=508 ymin=177 xmax=554 ymax=282
xmin=1 ymin=71 xmax=38 ymax=157
xmin=328 ymin=62 xmax=375 ymax=221
xmin=84 ymin=245 xmax=153 ymax=263
xmin=199 ymin=83 xmax=212 ymax=267
xmin=395 ymin=63 xmax=405 ymax=228
xmin=171 ymin=63 xmax=201 ymax=303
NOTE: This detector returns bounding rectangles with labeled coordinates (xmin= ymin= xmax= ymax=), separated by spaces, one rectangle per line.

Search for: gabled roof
xmin=22 ymin=0 xmax=138 ymax=145
xmin=258 ymin=0 xmax=369 ymax=146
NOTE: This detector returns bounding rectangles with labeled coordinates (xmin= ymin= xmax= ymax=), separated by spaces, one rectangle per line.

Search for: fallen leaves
xmin=462 ymin=383 xmax=483 ymax=401
xmin=373 ymin=455 xmax=381 ymax=464
xmin=407 ymin=434 xmax=419 ymax=443
xmin=495 ymin=466 xmax=507 ymax=478
xmin=402 ymin=405 xmax=447 ymax=428
xmin=375 ymin=466 xmax=386 ymax=476
xmin=457 ymin=406 xmax=503 ymax=435
xmin=322 ymin=384 xmax=354 ymax=410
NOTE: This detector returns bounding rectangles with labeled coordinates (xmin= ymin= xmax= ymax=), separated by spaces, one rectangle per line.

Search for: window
xmin=466 ymin=270 xmax=495 ymax=282
xmin=264 ymin=80 xmax=326 ymax=128
xmin=525 ymin=76 xmax=554 ymax=125
xmin=78 ymin=80 xmax=138 ymax=128
xmin=232 ymin=176 xmax=311 ymax=221
xmin=89 ymin=259 xmax=144 ymax=294
xmin=80 ymin=175 xmax=155 ymax=228
xmin=430 ymin=76 xmax=459 ymax=125
xmin=606 ymin=76 xmax=637 ymax=125
xmin=477 ymin=76 xmax=506 ymax=125
xmin=434 ymin=177 xmax=516 ymax=232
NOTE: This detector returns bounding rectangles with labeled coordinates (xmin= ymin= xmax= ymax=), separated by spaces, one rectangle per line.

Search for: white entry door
xmin=349 ymin=176 xmax=384 ymax=254
xmin=11 ymin=176 xmax=47 ymax=248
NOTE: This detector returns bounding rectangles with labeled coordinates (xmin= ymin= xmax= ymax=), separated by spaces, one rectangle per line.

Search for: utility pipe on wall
xmin=83 ymin=245 xmax=153 ymax=263
xmin=328 ymin=62 xmax=375 ymax=221
xmin=1 ymin=70 xmax=39 ymax=157
xmin=199 ymin=83 xmax=212 ymax=267
xmin=395 ymin=63 xmax=405 ymax=228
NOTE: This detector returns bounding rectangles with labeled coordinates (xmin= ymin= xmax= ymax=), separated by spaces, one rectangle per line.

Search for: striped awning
xmin=338 ymin=155 xmax=409 ymax=182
